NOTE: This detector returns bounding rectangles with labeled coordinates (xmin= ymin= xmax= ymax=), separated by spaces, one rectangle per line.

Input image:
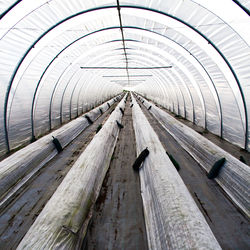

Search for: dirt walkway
xmin=85 ymin=96 xmax=148 ymax=250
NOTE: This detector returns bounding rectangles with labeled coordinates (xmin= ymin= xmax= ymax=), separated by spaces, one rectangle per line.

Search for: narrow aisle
xmin=0 ymin=103 xmax=118 ymax=250
xmin=85 ymin=95 xmax=148 ymax=250
xmin=139 ymin=99 xmax=249 ymax=250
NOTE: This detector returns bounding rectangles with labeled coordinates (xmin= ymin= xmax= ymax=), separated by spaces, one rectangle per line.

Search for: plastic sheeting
xmin=139 ymin=95 xmax=250 ymax=218
xmin=0 ymin=95 xmax=120 ymax=206
xmin=131 ymin=94 xmax=221 ymax=249
xmin=17 ymin=94 xmax=126 ymax=249
xmin=0 ymin=0 xmax=249 ymax=157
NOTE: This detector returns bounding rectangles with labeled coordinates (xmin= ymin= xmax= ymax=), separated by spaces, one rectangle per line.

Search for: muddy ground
xmin=84 ymin=96 xmax=148 ymax=250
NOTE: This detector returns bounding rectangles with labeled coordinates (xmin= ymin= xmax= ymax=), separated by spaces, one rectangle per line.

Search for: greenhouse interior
xmin=0 ymin=0 xmax=249 ymax=249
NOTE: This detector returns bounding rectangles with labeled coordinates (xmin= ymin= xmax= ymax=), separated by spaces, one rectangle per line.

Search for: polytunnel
xmin=0 ymin=0 xmax=249 ymax=249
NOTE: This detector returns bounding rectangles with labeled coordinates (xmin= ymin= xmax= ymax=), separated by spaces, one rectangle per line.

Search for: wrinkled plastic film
xmin=0 ymin=0 xmax=249 ymax=155
xmin=139 ymin=95 xmax=250 ymax=217
xmin=17 ymin=94 xmax=126 ymax=249
xmin=131 ymin=94 xmax=221 ymax=250
xmin=0 ymin=95 xmax=121 ymax=201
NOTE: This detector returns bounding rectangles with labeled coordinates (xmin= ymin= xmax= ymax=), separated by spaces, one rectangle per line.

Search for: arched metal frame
xmin=96 ymin=54 xmax=179 ymax=110
xmin=2 ymin=5 xmax=249 ymax=152
xmin=0 ymin=0 xmax=22 ymax=20
xmin=79 ymin=45 xmax=209 ymax=129
xmin=59 ymin=66 xmax=78 ymax=126
xmin=29 ymin=28 xmax=190 ymax=137
xmin=232 ymin=0 xmax=250 ymax=15
xmin=31 ymin=27 xmax=122 ymax=139
xmin=9 ymin=25 xmax=222 ymax=142
xmin=123 ymin=26 xmax=223 ymax=134
xmin=69 ymin=41 xmax=194 ymax=121
xmin=92 ymin=44 xmax=192 ymax=119
xmin=89 ymin=40 xmax=222 ymax=132
xmin=43 ymin=42 xmax=125 ymax=131
xmin=122 ymin=5 xmax=248 ymax=148
xmin=119 ymin=40 xmax=206 ymax=126
xmin=31 ymin=25 xmax=217 ymax=140
xmin=69 ymin=70 xmax=82 ymax=120
xmin=46 ymin=44 xmax=123 ymax=131
xmin=73 ymin=48 xmax=174 ymax=117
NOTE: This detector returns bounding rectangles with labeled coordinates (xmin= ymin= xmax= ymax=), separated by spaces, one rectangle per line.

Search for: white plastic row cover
xmin=17 ymin=94 xmax=127 ymax=249
xmin=138 ymin=94 xmax=250 ymax=218
xmin=0 ymin=95 xmax=120 ymax=203
xmin=131 ymin=94 xmax=221 ymax=250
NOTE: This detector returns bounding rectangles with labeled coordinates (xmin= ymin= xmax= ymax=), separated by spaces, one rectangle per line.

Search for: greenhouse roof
xmin=0 ymin=0 xmax=249 ymax=157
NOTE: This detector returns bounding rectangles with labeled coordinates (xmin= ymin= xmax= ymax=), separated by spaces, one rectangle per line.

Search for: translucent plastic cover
xmin=0 ymin=0 xmax=249 ymax=156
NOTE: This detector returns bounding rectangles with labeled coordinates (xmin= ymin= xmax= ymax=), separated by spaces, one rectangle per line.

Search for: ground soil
xmin=84 ymin=96 xmax=148 ymax=250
